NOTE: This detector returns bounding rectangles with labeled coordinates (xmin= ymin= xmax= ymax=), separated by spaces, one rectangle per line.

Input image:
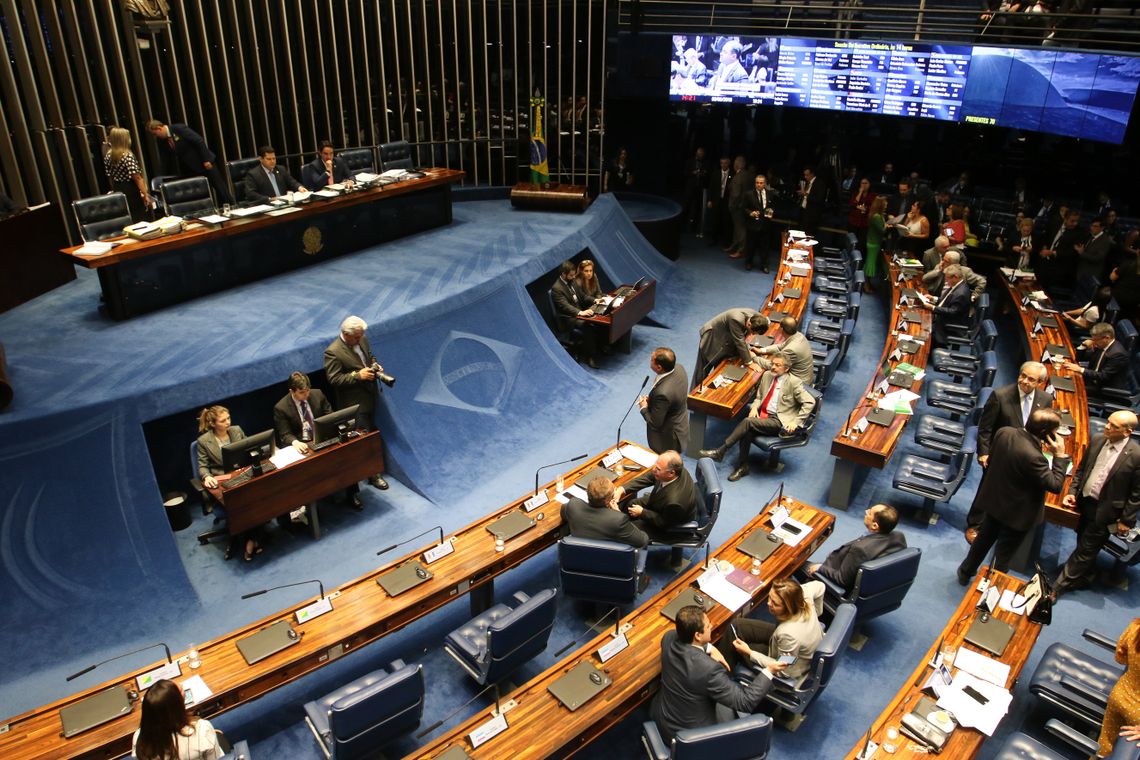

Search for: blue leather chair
xmin=748 ymin=387 xmax=823 ymax=473
xmin=925 ymin=352 xmax=997 ymax=417
xmin=816 ymin=547 xmax=922 ymax=625
xmin=993 ymin=722 xmax=1140 ymax=760
xmin=761 ymin=603 xmax=857 ymax=723
xmin=444 ymin=588 xmax=557 ymax=685
xmin=930 ymin=319 xmax=997 ymax=379
xmin=558 ymin=536 xmax=641 ymax=607
xmin=161 ymin=177 xmax=215 ymax=217
xmin=340 ymin=148 xmax=376 ymax=175
xmin=813 ymin=348 xmax=841 ymax=392
xmin=913 ymin=387 xmax=991 ymax=459
xmin=649 ymin=458 xmax=722 ymax=568
xmin=72 ymin=192 xmax=131 ymax=241
xmin=225 ymin=157 xmax=260 ymax=203
xmin=641 ymin=713 xmax=772 ymax=760
xmin=943 ymin=292 xmax=991 ymax=349
xmin=1029 ymin=628 xmax=1123 ymax=728
xmin=379 ymin=140 xmax=416 ymax=171
xmin=814 ymin=290 xmax=860 ymax=323
xmin=893 ymin=426 xmax=977 ymax=517
xmin=304 ymin=659 xmax=424 ymax=759
xmin=810 ymin=319 xmax=855 ymax=364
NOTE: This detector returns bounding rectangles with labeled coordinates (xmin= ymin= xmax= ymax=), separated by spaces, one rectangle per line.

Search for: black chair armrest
xmin=1060 ymin=676 xmax=1110 ymax=708
xmin=1082 ymin=628 xmax=1118 ymax=652
xmin=641 ymin=722 xmax=670 ymax=760
xmin=1044 ymin=718 xmax=1098 ymax=756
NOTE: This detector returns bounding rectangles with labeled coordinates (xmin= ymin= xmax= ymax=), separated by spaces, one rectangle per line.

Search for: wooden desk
xmin=222 ymin=430 xmax=384 ymax=537
xmin=686 ymin=239 xmax=815 ymax=454
xmin=998 ymin=275 xmax=1086 ymax=530
xmin=0 ymin=442 xmax=654 ymax=760
xmin=828 ymin=260 xmax=933 ymax=509
xmin=578 ymin=280 xmax=657 ymax=353
xmin=0 ymin=203 xmax=75 ymax=313
xmin=409 ymin=493 xmax=835 ymax=759
xmin=60 ymin=169 xmax=464 ymax=319
xmin=841 ymin=568 xmax=1042 ymax=760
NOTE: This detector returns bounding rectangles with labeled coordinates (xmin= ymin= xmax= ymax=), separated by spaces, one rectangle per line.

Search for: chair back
xmin=73 ymin=192 xmax=131 ymax=241
xmin=220 ymin=740 xmax=252 ymax=760
xmin=847 ymin=291 xmax=862 ymax=322
xmin=848 ymin=547 xmax=922 ymax=621
xmin=190 ymin=440 xmax=200 ymax=480
xmin=976 ymin=351 xmax=998 ymax=391
xmin=379 ymin=140 xmax=416 ymax=171
xmin=978 ymin=319 xmax=998 ymax=353
xmin=225 ymin=157 xmax=261 ymax=202
xmin=948 ymin=426 xmax=978 ymax=486
xmin=162 ymin=177 xmax=215 ymax=217
xmin=340 ymin=148 xmax=376 ymax=174
xmin=806 ymin=602 xmax=857 ymax=695
xmin=484 ymin=588 xmax=558 ymax=683
xmin=970 ymin=387 xmax=994 ymax=426
xmin=328 ymin=662 xmax=424 ymax=757
xmin=814 ymin=348 xmax=840 ymax=391
xmin=1116 ymin=319 xmax=1138 ymax=355
xmin=693 ymin=457 xmax=722 ymax=539
xmin=672 ymin=713 xmax=772 ymax=760
xmin=558 ymin=536 xmax=639 ymax=606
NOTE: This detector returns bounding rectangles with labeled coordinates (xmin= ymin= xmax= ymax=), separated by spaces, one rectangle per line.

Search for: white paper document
xmin=936 ymin=671 xmax=1011 ymax=735
xmin=74 ymin=241 xmax=115 ymax=255
xmin=269 ymin=445 xmax=305 ymax=469
xmin=697 ymin=568 xmax=752 ymax=612
xmin=230 ymin=204 xmax=274 ymax=217
xmin=180 ymin=674 xmax=213 ymax=707
xmin=199 ymin=214 xmax=230 ymax=224
xmin=952 ymin=646 xmax=1011 ymax=687
xmin=313 ymin=189 xmax=340 ymax=199
xmin=265 ymin=206 xmax=302 ymax=217
xmin=998 ymin=589 xmax=1027 ymax=615
xmin=619 ymin=445 xmax=659 ymax=469
xmin=354 ymin=172 xmax=381 ymax=182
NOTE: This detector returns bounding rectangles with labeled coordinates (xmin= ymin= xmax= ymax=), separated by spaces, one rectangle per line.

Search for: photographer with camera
xmin=324 ymin=316 xmax=391 ymax=504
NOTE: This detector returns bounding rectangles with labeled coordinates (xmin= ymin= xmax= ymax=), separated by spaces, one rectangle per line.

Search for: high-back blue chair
xmin=304 ymin=659 xmax=424 ymax=760
xmin=1116 ymin=318 xmax=1138 ymax=354
xmin=817 ymin=547 xmax=922 ymax=626
xmin=221 ymin=740 xmax=252 ymax=759
xmin=225 ymin=156 xmax=260 ymax=203
xmin=813 ymin=347 xmax=841 ymax=392
xmin=444 ymin=588 xmax=557 ymax=685
xmin=914 ymin=387 xmax=991 ymax=459
xmin=894 ymin=426 xmax=977 ymax=520
xmin=1029 ymin=628 xmax=1123 ymax=729
xmin=925 ymin=351 xmax=997 ymax=417
xmin=72 ymin=192 xmax=131 ymax=240
xmin=340 ymin=148 xmax=376 ymax=175
xmin=641 ymin=713 xmax=772 ymax=760
xmin=379 ymin=140 xmax=415 ymax=171
xmin=994 ymin=724 xmax=1140 ymax=760
xmin=749 ymin=387 xmax=823 ymax=473
xmin=558 ymin=536 xmax=641 ymax=607
xmin=649 ymin=457 xmax=722 ymax=551
xmin=762 ymin=603 xmax=857 ymax=726
xmin=161 ymin=177 xmax=215 ymax=217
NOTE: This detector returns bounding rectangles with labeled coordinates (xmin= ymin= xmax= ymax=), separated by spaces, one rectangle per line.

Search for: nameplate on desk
xmin=547 ymin=661 xmax=612 ymax=711
xmin=660 ymin=587 xmax=716 ymax=621
xmin=774 ymin=292 xmax=785 ymax=304
xmin=601 ymin=450 xmax=624 ymax=469
xmin=295 ymin=596 xmax=334 ymax=624
xmin=467 ymin=712 xmax=508 ymax=748
xmin=890 ymin=348 xmax=902 ymax=361
xmin=236 ymin=619 xmax=301 ymax=665
xmin=423 ymin=539 xmax=455 ymax=563
xmin=597 ymin=632 xmax=629 ymax=663
xmin=523 ymin=491 xmax=549 ymax=512
xmin=486 ymin=510 xmax=535 ymax=542
xmin=59 ymin=687 xmax=133 ymax=738
xmin=136 ymin=660 xmax=182 ymax=691
xmin=854 ymin=416 xmax=871 ymax=433
xmin=377 ymin=560 xmax=433 ymax=597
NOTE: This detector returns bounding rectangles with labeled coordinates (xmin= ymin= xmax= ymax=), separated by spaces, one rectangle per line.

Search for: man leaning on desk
xmin=244 ymin=146 xmax=308 ymax=203
xmin=302 ymin=140 xmax=354 ymax=189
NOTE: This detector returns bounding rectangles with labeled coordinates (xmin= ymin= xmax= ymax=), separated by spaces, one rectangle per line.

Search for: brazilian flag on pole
xmin=529 ymin=89 xmax=550 ymax=185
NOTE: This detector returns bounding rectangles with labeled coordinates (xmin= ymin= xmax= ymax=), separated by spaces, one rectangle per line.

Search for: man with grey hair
xmin=324 ymin=315 xmax=389 ymax=500
xmin=755 ymin=317 xmax=814 ymax=384
xmin=917 ymin=264 xmax=970 ymax=348
xmin=922 ymin=249 xmax=986 ymax=300
xmin=614 ymin=450 xmax=697 ymax=541
xmin=921 ymin=235 xmax=953 ymax=272
xmin=1064 ymin=322 xmax=1131 ymax=395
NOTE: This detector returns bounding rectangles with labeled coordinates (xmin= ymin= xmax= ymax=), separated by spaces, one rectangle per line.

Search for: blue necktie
xmin=266 ymin=168 xmax=281 ymax=197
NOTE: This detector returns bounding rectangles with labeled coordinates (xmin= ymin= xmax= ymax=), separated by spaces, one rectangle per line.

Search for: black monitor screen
xmin=668 ymin=35 xmax=1140 ymax=144
xmin=220 ymin=428 xmax=276 ymax=472
xmin=314 ymin=404 xmax=360 ymax=444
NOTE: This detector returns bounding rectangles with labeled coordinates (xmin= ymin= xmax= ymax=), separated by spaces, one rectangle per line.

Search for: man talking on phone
xmin=956 ymin=408 xmax=1069 ymax=585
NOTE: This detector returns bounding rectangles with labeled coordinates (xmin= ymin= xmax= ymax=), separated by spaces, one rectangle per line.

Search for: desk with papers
xmin=577 ymin=279 xmax=657 ymax=353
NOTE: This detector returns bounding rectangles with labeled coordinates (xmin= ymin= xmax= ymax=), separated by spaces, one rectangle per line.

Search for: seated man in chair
xmin=614 ymin=450 xmax=696 ymax=541
xmin=562 ymin=476 xmax=648 ymax=549
xmin=805 ymin=504 xmax=906 ymax=592
xmin=699 ymin=354 xmax=816 ymax=482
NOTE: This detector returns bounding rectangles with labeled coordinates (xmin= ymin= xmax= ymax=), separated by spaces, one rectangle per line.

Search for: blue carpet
xmin=0 ymin=200 xmax=1134 ymax=759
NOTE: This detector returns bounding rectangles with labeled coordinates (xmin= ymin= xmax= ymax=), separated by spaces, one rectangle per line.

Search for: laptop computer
xmin=768 ymin=311 xmax=789 ymax=323
xmin=547 ymin=661 xmax=611 ymax=711
xmin=574 ymin=466 xmax=619 ymax=489
xmin=737 ymin=529 xmax=783 ymax=560
xmin=867 ymin=407 xmax=896 ymax=426
xmin=901 ymin=309 xmax=923 ymax=324
xmin=751 ymin=335 xmax=775 ymax=349
xmin=60 ymin=687 xmax=133 ymax=738
xmin=782 ymin=287 xmax=802 ymax=299
xmin=720 ymin=364 xmax=748 ymax=382
xmin=897 ymin=339 xmax=921 ymax=354
xmin=1050 ymin=375 xmax=1077 ymax=392
xmin=486 ymin=510 xmax=536 ymax=541
xmin=613 ymin=276 xmax=647 ymax=299
xmin=236 ymin=619 xmax=301 ymax=665
xmin=963 ymin=612 xmax=1015 ymax=657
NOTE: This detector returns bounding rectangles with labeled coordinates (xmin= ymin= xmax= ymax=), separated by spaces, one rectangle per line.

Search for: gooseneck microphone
xmin=241 ymin=579 xmax=326 ymax=602
xmin=617 ymin=375 xmax=651 ymax=448
xmin=534 ymin=454 xmax=589 ymax=496
xmin=416 ymin=682 xmax=504 ymax=738
xmin=377 ymin=526 xmax=444 ymax=556
xmin=554 ymin=605 xmax=623 ymax=657
xmin=66 ymin=642 xmax=173 ymax=682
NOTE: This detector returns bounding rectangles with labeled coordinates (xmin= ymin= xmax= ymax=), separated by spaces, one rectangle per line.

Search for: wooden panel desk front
xmin=0 ymin=442 xmax=655 ymax=760
xmin=409 ymin=494 xmax=835 ymax=759
xmin=578 ymin=280 xmax=657 ymax=353
xmin=828 ymin=260 xmax=932 ymax=509
xmin=841 ymin=568 xmax=1042 ymax=760
xmin=686 ymin=239 xmax=815 ymax=454
xmin=0 ymin=203 xmax=75 ymax=313
xmin=60 ymin=169 xmax=464 ymax=319
xmin=999 ymin=275 xmax=1087 ymax=530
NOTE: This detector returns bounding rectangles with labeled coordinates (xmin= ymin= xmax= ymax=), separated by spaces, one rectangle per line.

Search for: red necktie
xmin=758 ymin=377 xmax=779 ymax=419
xmin=167 ymin=137 xmax=175 ymax=150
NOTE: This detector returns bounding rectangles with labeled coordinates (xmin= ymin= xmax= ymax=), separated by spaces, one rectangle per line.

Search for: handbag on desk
xmin=1013 ymin=563 xmax=1053 ymax=625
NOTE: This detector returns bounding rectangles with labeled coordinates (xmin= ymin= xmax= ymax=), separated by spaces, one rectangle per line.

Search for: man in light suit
xmin=550 ymin=260 xmax=600 ymax=368
xmin=649 ymin=605 xmax=779 ymax=744
xmin=957 ymin=409 xmax=1070 ymax=584
xmin=640 ymin=347 xmax=689 ymax=454
xmin=243 ymin=146 xmax=307 ymax=203
xmin=807 ymin=504 xmax=907 ymax=592
xmin=698 ymin=354 xmax=816 ymax=482
xmin=1065 ymin=321 xmax=1131 ymax=396
xmin=969 ymin=361 xmax=1055 ymax=540
xmin=324 ymin=315 xmax=389 ymax=499
xmin=755 ymin=317 xmax=814 ymax=384
xmin=693 ymin=308 xmax=768 ymax=387
xmin=1055 ymin=410 xmax=1140 ymax=595
xmin=917 ymin=265 xmax=971 ymax=348
xmin=615 ymin=450 xmax=697 ymax=541
xmin=302 ymin=140 xmax=354 ymax=189
xmin=561 ymin=476 xmax=648 ymax=549
xmin=922 ymin=250 xmax=986 ymax=302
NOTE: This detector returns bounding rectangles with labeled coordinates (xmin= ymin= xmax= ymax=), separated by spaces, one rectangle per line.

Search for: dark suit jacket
xmin=624 ymin=467 xmax=697 ymax=531
xmin=196 ymin=425 xmax=245 ymax=480
xmin=273 ymin=389 xmax=332 ymax=447
xmin=550 ymin=276 xmax=587 ymax=332
xmin=708 ymin=167 xmax=734 ymax=207
xmin=560 ymin=497 xmax=648 ymax=548
xmin=324 ymin=335 xmax=380 ymax=417
xmin=742 ymin=187 xmax=773 ymax=232
xmin=243 ymin=164 xmax=304 ymax=203
xmin=649 ymin=630 xmax=772 ymax=743
xmin=301 ymin=156 xmax=352 ymax=189
xmin=977 ymin=383 xmax=1055 ymax=458
xmin=699 ymin=308 xmax=762 ymax=367
xmin=931 ymin=280 xmax=971 ymax=346
xmin=1068 ymin=436 xmax=1140 ymax=527
xmin=158 ymin=124 xmax=216 ymax=176
xmin=971 ymin=427 xmax=1069 ymax=532
xmin=642 ymin=369 xmax=690 ymax=454
xmin=813 ymin=531 xmax=908 ymax=591
xmin=1077 ymin=232 xmax=1112 ymax=282
xmin=1081 ymin=339 xmax=1131 ymax=394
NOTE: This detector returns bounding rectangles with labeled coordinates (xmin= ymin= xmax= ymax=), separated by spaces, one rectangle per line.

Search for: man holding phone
xmin=956 ymin=408 xmax=1070 ymax=584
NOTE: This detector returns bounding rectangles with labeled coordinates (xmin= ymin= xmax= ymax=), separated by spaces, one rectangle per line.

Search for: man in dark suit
xmin=243 ymin=146 xmax=307 ymax=203
xmin=648 ymin=605 xmax=778 ymax=743
xmin=1065 ymin=321 xmax=1131 ymax=395
xmin=742 ymin=174 xmax=775 ymax=272
xmin=561 ymin=476 xmax=648 ymax=549
xmin=726 ymin=156 xmax=753 ymax=256
xmin=324 ymin=315 xmax=389 ymax=500
xmin=1004 ymin=217 xmax=1041 ymax=270
xmin=146 ymin=119 xmax=233 ymax=204
xmin=1037 ymin=209 xmax=1086 ymax=292
xmin=640 ymin=347 xmax=689 ymax=454
xmin=693 ymin=308 xmax=769 ymax=386
xmin=273 ymin=371 xmax=332 ymax=453
xmin=1055 ymin=411 xmax=1140 ymax=595
xmin=706 ymin=155 xmax=734 ymax=248
xmin=806 ymin=504 xmax=907 ymax=592
xmin=918 ymin=266 xmax=971 ymax=348
xmin=1075 ymin=217 xmax=1112 ymax=282
xmin=301 ymin=140 xmax=354 ymax=189
xmin=797 ymin=165 xmax=826 ymax=235
xmin=682 ymin=147 xmax=709 ymax=234
xmin=615 ymin=450 xmax=697 ymax=541
xmin=957 ymin=409 xmax=1070 ymax=583
xmin=550 ymin=260 xmax=600 ymax=368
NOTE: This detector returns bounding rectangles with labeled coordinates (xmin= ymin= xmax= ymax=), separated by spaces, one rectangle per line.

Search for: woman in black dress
xmin=104 ymin=126 xmax=152 ymax=222
xmin=604 ymin=148 xmax=633 ymax=193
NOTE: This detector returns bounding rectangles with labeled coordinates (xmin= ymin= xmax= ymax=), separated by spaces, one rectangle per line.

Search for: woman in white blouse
xmin=721 ymin=577 xmax=825 ymax=681
xmin=132 ymin=679 xmax=223 ymax=760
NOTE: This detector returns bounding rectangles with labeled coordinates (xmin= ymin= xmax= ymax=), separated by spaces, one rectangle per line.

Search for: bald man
xmin=614 ymin=450 xmax=697 ymax=541
xmin=1054 ymin=410 xmax=1140 ymax=595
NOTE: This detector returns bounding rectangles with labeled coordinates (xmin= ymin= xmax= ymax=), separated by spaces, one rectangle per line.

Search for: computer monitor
xmin=221 ymin=428 xmax=276 ymax=474
xmin=314 ymin=404 xmax=361 ymax=444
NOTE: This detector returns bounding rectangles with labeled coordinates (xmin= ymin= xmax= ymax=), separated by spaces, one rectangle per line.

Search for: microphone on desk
xmin=241 ymin=579 xmax=326 ymax=602
xmin=416 ymin=682 xmax=506 ymax=738
xmin=377 ymin=526 xmax=444 ymax=557
xmin=66 ymin=642 xmax=173 ymax=682
xmin=554 ymin=605 xmax=624 ymax=657
xmin=617 ymin=375 xmax=651 ymax=448
xmin=533 ymin=454 xmax=588 ymax=497
xmin=842 ymin=401 xmax=868 ymax=439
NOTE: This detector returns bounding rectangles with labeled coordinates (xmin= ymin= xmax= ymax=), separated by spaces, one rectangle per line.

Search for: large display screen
xmin=668 ymin=35 xmax=1140 ymax=143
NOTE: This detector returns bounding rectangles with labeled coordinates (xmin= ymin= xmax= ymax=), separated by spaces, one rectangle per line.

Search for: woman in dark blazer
xmin=196 ymin=405 xmax=262 ymax=561
xmin=574 ymin=258 xmax=604 ymax=303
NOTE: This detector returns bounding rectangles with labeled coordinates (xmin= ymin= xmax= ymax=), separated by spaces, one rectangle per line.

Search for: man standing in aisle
xmin=640 ymin=347 xmax=689 ymax=454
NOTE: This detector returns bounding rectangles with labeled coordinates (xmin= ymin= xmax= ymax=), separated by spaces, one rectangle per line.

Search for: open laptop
xmin=613 ymin=276 xmax=647 ymax=299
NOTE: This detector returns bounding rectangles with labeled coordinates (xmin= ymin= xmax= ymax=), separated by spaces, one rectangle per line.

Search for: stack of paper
xmin=878 ymin=389 xmax=919 ymax=415
xmin=354 ymin=172 xmax=381 ymax=183
xmin=74 ymin=241 xmax=114 ymax=255
xmin=230 ymin=204 xmax=274 ymax=217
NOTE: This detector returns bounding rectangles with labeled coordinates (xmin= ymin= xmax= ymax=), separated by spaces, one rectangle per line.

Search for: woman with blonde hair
xmin=196 ymin=405 xmax=261 ymax=561
xmin=719 ymin=577 xmax=825 ymax=680
xmin=1095 ymin=618 xmax=1140 ymax=757
xmin=104 ymin=126 xmax=152 ymax=222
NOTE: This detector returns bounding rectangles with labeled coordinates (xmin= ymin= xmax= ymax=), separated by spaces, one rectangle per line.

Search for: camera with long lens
xmin=371 ymin=363 xmax=396 ymax=388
